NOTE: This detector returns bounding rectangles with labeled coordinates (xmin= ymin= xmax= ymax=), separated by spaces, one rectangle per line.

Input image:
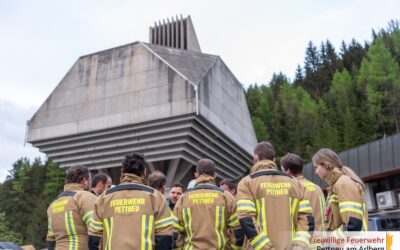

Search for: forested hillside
xmin=246 ymin=20 xmax=400 ymax=161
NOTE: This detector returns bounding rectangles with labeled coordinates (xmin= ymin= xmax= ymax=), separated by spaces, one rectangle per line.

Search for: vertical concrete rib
xmin=166 ymin=18 xmax=170 ymax=47
xmin=177 ymin=15 xmax=181 ymax=49
xmin=154 ymin=22 xmax=158 ymax=45
xmin=162 ymin=19 xmax=166 ymax=46
xmin=148 ymin=162 xmax=156 ymax=173
xmin=180 ymin=16 xmax=184 ymax=49
xmin=176 ymin=16 xmax=180 ymax=48
xmin=166 ymin=159 xmax=180 ymax=186
xmin=174 ymin=161 xmax=194 ymax=183
xmin=158 ymin=21 xmax=162 ymax=45
xmin=183 ymin=18 xmax=187 ymax=50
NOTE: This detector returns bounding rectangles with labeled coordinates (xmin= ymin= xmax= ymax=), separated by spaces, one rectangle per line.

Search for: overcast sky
xmin=0 ymin=0 xmax=399 ymax=182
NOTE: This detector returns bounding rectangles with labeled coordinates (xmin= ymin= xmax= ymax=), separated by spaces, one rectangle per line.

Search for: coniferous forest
xmin=246 ymin=20 xmax=400 ymax=161
xmin=0 ymin=20 xmax=399 ymax=248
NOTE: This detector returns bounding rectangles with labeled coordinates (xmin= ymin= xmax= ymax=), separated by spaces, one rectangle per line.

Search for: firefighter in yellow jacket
xmin=237 ymin=141 xmax=314 ymax=250
xmin=47 ymin=165 xmax=97 ymax=250
xmin=173 ymin=159 xmax=244 ymax=249
xmin=88 ymin=152 xmax=173 ymax=250
xmin=280 ymin=153 xmax=325 ymax=232
xmin=312 ymin=148 xmax=367 ymax=235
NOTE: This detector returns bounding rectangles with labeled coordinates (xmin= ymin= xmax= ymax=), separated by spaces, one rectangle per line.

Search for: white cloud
xmin=0 ymin=100 xmax=44 ymax=182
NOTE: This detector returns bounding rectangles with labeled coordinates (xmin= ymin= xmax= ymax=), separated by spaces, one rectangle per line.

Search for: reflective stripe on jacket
xmin=296 ymin=176 xmax=325 ymax=232
xmin=237 ymin=160 xmax=314 ymax=250
xmin=47 ymin=183 xmax=97 ymax=250
xmin=323 ymin=168 xmax=368 ymax=234
xmin=88 ymin=173 xmax=173 ymax=250
xmin=173 ymin=174 xmax=243 ymax=250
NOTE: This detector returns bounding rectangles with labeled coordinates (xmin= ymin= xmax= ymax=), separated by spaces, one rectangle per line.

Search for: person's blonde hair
xmin=312 ymin=148 xmax=364 ymax=188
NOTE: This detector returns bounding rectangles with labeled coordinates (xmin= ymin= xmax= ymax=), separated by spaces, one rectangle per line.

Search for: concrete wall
xmin=198 ymin=58 xmax=257 ymax=154
xmin=28 ymin=43 xmax=196 ymax=142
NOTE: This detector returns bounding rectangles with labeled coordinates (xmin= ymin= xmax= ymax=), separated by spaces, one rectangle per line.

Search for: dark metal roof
xmin=305 ymin=133 xmax=400 ymax=187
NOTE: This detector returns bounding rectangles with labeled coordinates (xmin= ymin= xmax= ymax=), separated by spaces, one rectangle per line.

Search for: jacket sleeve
xmin=88 ymin=193 xmax=104 ymax=246
xmin=313 ymin=187 xmax=326 ymax=232
xmin=47 ymin=209 xmax=56 ymax=250
xmin=293 ymin=181 xmax=314 ymax=249
xmin=153 ymin=192 xmax=173 ymax=250
xmin=225 ymin=192 xmax=244 ymax=250
xmin=334 ymin=180 xmax=366 ymax=233
xmin=236 ymin=178 xmax=274 ymax=250
xmin=172 ymin=196 xmax=185 ymax=249
xmin=78 ymin=192 xmax=97 ymax=227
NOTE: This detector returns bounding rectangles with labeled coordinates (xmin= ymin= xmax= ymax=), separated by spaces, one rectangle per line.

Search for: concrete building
xmin=305 ymin=133 xmax=400 ymax=216
xmin=27 ymin=15 xmax=257 ymax=186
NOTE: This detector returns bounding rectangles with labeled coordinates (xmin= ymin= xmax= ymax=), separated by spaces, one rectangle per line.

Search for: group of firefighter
xmin=46 ymin=141 xmax=367 ymax=250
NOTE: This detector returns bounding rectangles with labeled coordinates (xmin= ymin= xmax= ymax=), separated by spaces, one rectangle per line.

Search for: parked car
xmin=0 ymin=242 xmax=22 ymax=250
xmin=368 ymin=215 xmax=400 ymax=231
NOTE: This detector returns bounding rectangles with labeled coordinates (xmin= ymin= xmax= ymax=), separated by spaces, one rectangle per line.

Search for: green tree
xmin=326 ymin=70 xmax=359 ymax=149
xmin=303 ymin=41 xmax=323 ymax=99
xmin=358 ymin=39 xmax=400 ymax=137
xmin=0 ymin=212 xmax=23 ymax=244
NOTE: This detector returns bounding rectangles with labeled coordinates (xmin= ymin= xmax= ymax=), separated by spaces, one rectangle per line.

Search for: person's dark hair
xmin=171 ymin=183 xmax=184 ymax=191
xmin=91 ymin=173 xmax=109 ymax=188
xmin=148 ymin=171 xmax=166 ymax=190
xmin=220 ymin=179 xmax=237 ymax=191
xmin=254 ymin=141 xmax=275 ymax=160
xmin=280 ymin=153 xmax=303 ymax=175
xmin=122 ymin=152 xmax=147 ymax=176
xmin=66 ymin=165 xmax=90 ymax=184
xmin=196 ymin=159 xmax=216 ymax=176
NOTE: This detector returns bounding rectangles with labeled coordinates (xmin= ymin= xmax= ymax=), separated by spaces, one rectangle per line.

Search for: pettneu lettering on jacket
xmin=237 ymin=160 xmax=314 ymax=250
xmin=88 ymin=173 xmax=173 ymax=250
xmin=173 ymin=174 xmax=243 ymax=249
xmin=47 ymin=183 xmax=97 ymax=250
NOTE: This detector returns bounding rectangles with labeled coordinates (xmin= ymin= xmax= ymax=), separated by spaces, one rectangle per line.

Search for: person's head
xmin=148 ymin=170 xmax=166 ymax=193
xmin=106 ymin=176 xmax=112 ymax=189
xmin=169 ymin=183 xmax=184 ymax=204
xmin=121 ymin=152 xmax=147 ymax=177
xmin=195 ymin=159 xmax=216 ymax=179
xmin=91 ymin=173 xmax=112 ymax=195
xmin=219 ymin=179 xmax=237 ymax=195
xmin=66 ymin=165 xmax=91 ymax=190
xmin=280 ymin=153 xmax=303 ymax=177
xmin=253 ymin=141 xmax=276 ymax=163
xmin=312 ymin=148 xmax=364 ymax=187
xmin=312 ymin=148 xmax=342 ymax=179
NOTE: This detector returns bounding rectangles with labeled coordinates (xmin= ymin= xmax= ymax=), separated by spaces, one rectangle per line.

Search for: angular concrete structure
xmin=27 ymin=16 xmax=257 ymax=185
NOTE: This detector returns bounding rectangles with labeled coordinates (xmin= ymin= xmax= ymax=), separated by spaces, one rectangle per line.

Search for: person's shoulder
xmin=333 ymin=174 xmax=356 ymax=192
xmin=105 ymin=183 xmax=155 ymax=196
xmin=76 ymin=190 xmax=97 ymax=202
xmin=238 ymin=175 xmax=251 ymax=185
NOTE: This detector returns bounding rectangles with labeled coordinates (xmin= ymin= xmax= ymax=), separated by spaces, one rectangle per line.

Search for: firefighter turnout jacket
xmin=173 ymin=174 xmax=244 ymax=249
xmin=237 ymin=160 xmax=314 ymax=250
xmin=47 ymin=183 xmax=97 ymax=250
xmin=323 ymin=167 xmax=368 ymax=235
xmin=296 ymin=176 xmax=325 ymax=232
xmin=88 ymin=173 xmax=173 ymax=250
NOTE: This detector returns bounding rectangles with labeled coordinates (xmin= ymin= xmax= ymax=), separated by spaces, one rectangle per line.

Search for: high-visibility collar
xmin=250 ymin=160 xmax=277 ymax=174
xmin=120 ymin=173 xmax=148 ymax=185
xmin=323 ymin=167 xmax=342 ymax=187
xmin=64 ymin=183 xmax=86 ymax=191
xmin=195 ymin=174 xmax=215 ymax=186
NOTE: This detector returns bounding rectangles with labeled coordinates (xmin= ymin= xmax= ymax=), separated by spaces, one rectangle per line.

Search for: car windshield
xmin=379 ymin=218 xmax=400 ymax=230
